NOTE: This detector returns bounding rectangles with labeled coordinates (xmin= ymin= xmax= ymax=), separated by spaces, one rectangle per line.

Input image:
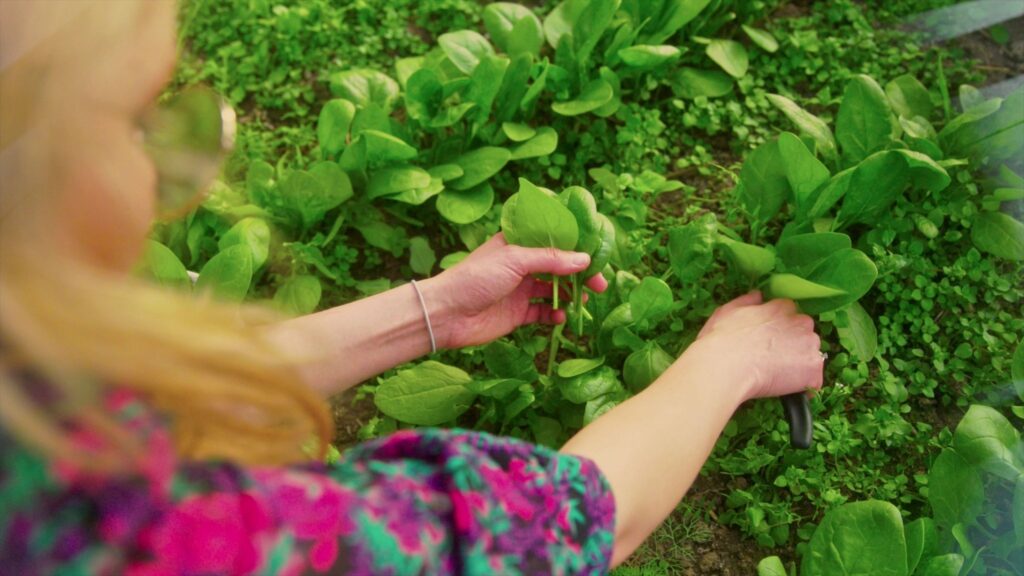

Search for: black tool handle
xmin=780 ymin=393 xmax=812 ymax=449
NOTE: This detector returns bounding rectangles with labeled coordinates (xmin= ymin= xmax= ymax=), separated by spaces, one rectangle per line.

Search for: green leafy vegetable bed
xmin=156 ymin=0 xmax=1023 ymax=573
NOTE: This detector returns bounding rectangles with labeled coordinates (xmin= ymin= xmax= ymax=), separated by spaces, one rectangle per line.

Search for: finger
xmin=523 ymin=303 xmax=566 ymax=325
xmin=528 ymin=279 xmax=554 ymax=299
xmin=507 ymin=245 xmax=591 ymax=277
xmin=585 ymin=273 xmax=609 ymax=293
xmin=720 ymin=290 xmax=764 ymax=313
xmin=764 ymin=298 xmax=798 ymax=316
xmin=789 ymin=314 xmax=815 ymax=333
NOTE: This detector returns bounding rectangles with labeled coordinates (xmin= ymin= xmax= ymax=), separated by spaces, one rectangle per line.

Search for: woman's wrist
xmin=413 ymin=275 xmax=459 ymax=351
xmin=656 ymin=341 xmax=756 ymax=409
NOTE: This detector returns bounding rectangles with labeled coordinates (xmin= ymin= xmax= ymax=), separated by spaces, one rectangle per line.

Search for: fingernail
xmin=572 ymin=253 xmax=590 ymax=267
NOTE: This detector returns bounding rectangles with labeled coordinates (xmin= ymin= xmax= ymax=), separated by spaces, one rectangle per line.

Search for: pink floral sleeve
xmin=0 ymin=390 xmax=616 ymax=575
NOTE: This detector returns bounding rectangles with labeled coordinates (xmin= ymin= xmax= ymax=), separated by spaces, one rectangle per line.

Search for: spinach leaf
xmin=670 ymin=68 xmax=734 ymax=99
xmin=706 ymin=39 xmax=749 ymax=79
xmin=767 ymin=93 xmax=838 ymax=163
xmin=742 ymin=25 xmax=778 ymax=53
xmin=559 ymin=365 xmax=618 ymax=404
xmin=971 ymin=212 xmax=1024 ymax=261
xmin=483 ymin=340 xmax=539 ymax=382
xmin=317 ymin=99 xmax=356 ymax=157
xmin=778 ymin=132 xmax=830 ymax=210
xmin=329 ymin=69 xmax=400 ymax=112
xmin=272 ymin=275 xmax=321 ymax=316
xmin=629 ymin=277 xmax=674 ymax=329
xmin=483 ymin=3 xmax=544 ymax=57
xmin=558 ymin=357 xmax=606 ymax=378
xmin=835 ymin=75 xmax=897 ymax=165
xmin=668 ymin=214 xmax=718 ymax=284
xmin=738 ymin=138 xmax=790 ymax=225
xmin=618 ymin=45 xmax=681 ymax=68
xmin=928 ymin=448 xmax=984 ymax=529
xmin=552 ymin=78 xmax=615 ymax=116
xmin=218 ymin=217 xmax=271 ymax=270
xmin=802 ymin=500 xmax=909 ymax=576
xmin=195 ymin=244 xmax=254 ymax=302
xmin=367 ymin=166 xmax=432 ymax=200
xmin=510 ymin=126 xmax=558 ymax=160
xmin=137 ymin=240 xmax=191 ymax=291
xmin=438 ymin=30 xmax=495 ymax=75
xmin=624 ymin=343 xmax=673 ymax=392
xmin=835 ymin=302 xmax=878 ymax=362
xmin=952 ymin=405 xmax=1023 ymax=481
xmin=501 ymin=179 xmax=580 ymax=251
xmin=449 ymin=147 xmax=511 ymax=190
xmin=718 ymin=236 xmax=776 ymax=281
xmin=374 ymin=361 xmax=477 ymax=425
xmin=886 ymin=74 xmax=934 ymax=120
xmin=436 ymin=183 xmax=495 ymax=225
xmin=409 ymin=236 xmax=436 ymax=276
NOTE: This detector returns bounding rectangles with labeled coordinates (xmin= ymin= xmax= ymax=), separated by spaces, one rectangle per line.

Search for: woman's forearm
xmin=560 ymin=345 xmax=751 ymax=568
xmin=264 ymin=278 xmax=452 ymax=396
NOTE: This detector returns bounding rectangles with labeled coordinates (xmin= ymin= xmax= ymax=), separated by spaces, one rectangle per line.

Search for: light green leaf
xmin=718 ymin=236 xmax=776 ymax=280
xmin=405 ymin=69 xmax=443 ymax=122
xmin=436 ymin=183 xmax=495 ymax=225
xmin=738 ymin=139 xmax=789 ymax=224
xmin=623 ymin=343 xmax=673 ymax=393
xmin=449 ymin=147 xmax=511 ymax=190
xmin=706 ymin=39 xmax=748 ymax=78
xmin=552 ymin=78 xmax=614 ymax=116
xmin=886 ymin=74 xmax=935 ymax=119
xmin=559 ymin=366 xmax=618 ymax=404
xmin=629 ymin=277 xmax=674 ymax=328
xmin=484 ymin=340 xmax=539 ymax=382
xmin=767 ymin=93 xmax=838 ymax=162
xmin=918 ymin=554 xmax=964 ymax=576
xmin=778 ymin=132 xmax=830 ymax=208
xmin=756 ymin=556 xmax=787 ymax=576
xmin=438 ymin=30 xmax=495 ymax=75
xmin=617 ymin=44 xmax=681 ymax=68
xmin=646 ymin=0 xmax=713 ymax=44
xmin=790 ymin=248 xmax=877 ymax=315
xmin=670 ymin=67 xmax=733 ymax=99
xmin=836 ymin=151 xmax=909 ymax=227
xmin=502 ymin=122 xmax=537 ymax=142
xmin=272 ymin=275 xmax=321 ymax=316
xmin=768 ymin=274 xmax=847 ymax=300
xmin=510 ymin=126 xmax=558 ymax=160
xmin=367 ymin=166 xmax=432 ymax=199
xmin=501 ymin=178 xmax=579 ymax=250
xmin=777 ymin=232 xmax=853 ymax=276
xmin=836 ymin=75 xmax=897 ymax=165
xmin=317 ymin=99 xmax=356 ymax=156
xmin=136 ymin=240 xmax=191 ymax=291
xmin=836 ymin=302 xmax=878 ymax=362
xmin=218 ymin=218 xmax=270 ymax=270
xmin=904 ymin=517 xmax=937 ymax=575
xmin=388 ymin=177 xmax=444 ymax=205
xmin=557 ymin=357 xmax=606 ymax=379
xmin=668 ymin=213 xmax=717 ymax=284
xmin=1013 ymin=341 xmax=1024 ymax=400
xmin=801 ymin=500 xmax=909 ymax=576
xmin=328 ymin=69 xmax=400 ymax=112
xmin=483 ymin=3 xmax=543 ymax=56
xmin=971 ymin=211 xmax=1024 ymax=261
xmin=195 ymin=245 xmax=253 ymax=302
xmin=374 ymin=361 xmax=476 ymax=425
xmin=742 ymin=25 xmax=779 ymax=53
xmin=952 ymin=404 xmax=1022 ymax=481
xmin=929 ymin=448 xmax=984 ymax=529
xmin=409 ymin=236 xmax=436 ymax=276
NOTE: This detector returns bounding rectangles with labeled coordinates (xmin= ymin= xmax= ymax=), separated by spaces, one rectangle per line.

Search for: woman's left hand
xmin=423 ymin=233 xmax=608 ymax=350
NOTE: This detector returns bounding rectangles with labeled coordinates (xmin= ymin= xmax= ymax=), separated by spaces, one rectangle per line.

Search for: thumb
xmin=506 ymin=245 xmax=591 ymax=277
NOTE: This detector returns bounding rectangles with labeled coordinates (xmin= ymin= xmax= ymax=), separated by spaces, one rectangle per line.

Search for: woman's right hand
xmin=684 ymin=291 xmax=824 ymax=403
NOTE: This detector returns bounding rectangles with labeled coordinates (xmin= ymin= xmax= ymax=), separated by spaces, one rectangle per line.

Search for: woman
xmin=0 ymin=1 xmax=823 ymax=574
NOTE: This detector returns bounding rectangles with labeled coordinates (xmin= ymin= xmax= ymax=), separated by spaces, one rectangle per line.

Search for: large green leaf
xmin=767 ymin=274 xmax=847 ymax=300
xmin=904 ymin=517 xmax=937 ymax=576
xmin=670 ymin=67 xmax=734 ymax=99
xmin=449 ymin=147 xmax=511 ymax=190
xmin=367 ymin=166 xmax=432 ymax=199
xmin=892 ymin=149 xmax=950 ymax=193
xmin=329 ymin=69 xmax=400 ymax=112
xmin=952 ymin=404 xmax=1023 ymax=481
xmin=742 ymin=25 xmax=778 ymax=53
xmin=405 ymin=69 xmax=443 ymax=122
xmin=929 ymin=448 xmax=984 ymax=529
xmin=552 ymin=78 xmax=615 ymax=116
xmin=645 ymin=0 xmax=713 ymax=44
xmin=618 ymin=45 xmax=681 ymax=68
xmin=778 ymin=132 xmax=830 ymax=209
xmin=218 ymin=217 xmax=271 ymax=270
xmin=465 ymin=54 xmax=510 ymax=131
xmin=572 ymin=0 xmax=619 ymax=66
xmin=559 ymin=366 xmax=619 ymax=404
xmin=836 ymin=302 xmax=878 ymax=362
xmin=483 ymin=340 xmax=539 ymax=382
xmin=438 ymin=30 xmax=495 ymax=75
xmin=510 ymin=126 xmax=558 ymax=160
xmin=971 ymin=211 xmax=1024 ymax=261
xmin=668 ymin=213 xmax=717 ymax=284
xmin=557 ymin=356 xmax=605 ymax=379
xmin=835 ymin=151 xmax=909 ymax=227
xmin=317 ymin=99 xmax=356 ymax=156
xmin=835 ymin=75 xmax=897 ymax=165
xmin=777 ymin=232 xmax=853 ymax=276
xmin=272 ymin=275 xmax=321 ymax=316
xmin=738 ymin=138 xmax=790 ymax=225
xmin=767 ymin=93 xmax=838 ymax=163
xmin=792 ymin=248 xmax=877 ymax=315
xmin=886 ymin=74 xmax=934 ymax=120
xmin=623 ymin=343 xmax=673 ymax=392
xmin=483 ymin=3 xmax=543 ymax=56
xmin=706 ymin=39 xmax=748 ymax=78
xmin=195 ymin=245 xmax=253 ymax=302
xmin=756 ymin=556 xmax=787 ymax=576
xmin=802 ymin=500 xmax=909 ymax=576
xmin=501 ymin=179 xmax=579 ymax=250
xmin=718 ymin=236 xmax=776 ymax=280
xmin=436 ymin=183 xmax=495 ymax=225
xmin=1013 ymin=341 xmax=1024 ymax=400
xmin=136 ymin=240 xmax=191 ymax=291
xmin=374 ymin=361 xmax=477 ymax=425
xmin=628 ymin=277 xmax=674 ymax=328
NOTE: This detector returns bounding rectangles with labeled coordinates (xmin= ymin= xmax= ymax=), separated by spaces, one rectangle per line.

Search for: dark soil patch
xmin=330 ymin=386 xmax=380 ymax=450
xmin=949 ymin=16 xmax=1024 ymax=84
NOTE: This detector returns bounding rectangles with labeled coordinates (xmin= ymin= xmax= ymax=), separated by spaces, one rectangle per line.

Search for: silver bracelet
xmin=409 ymin=279 xmax=437 ymax=354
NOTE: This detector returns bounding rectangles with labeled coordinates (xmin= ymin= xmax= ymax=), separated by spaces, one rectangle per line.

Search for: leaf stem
xmin=547 ymin=322 xmax=565 ymax=377
xmin=553 ymin=275 xmax=560 ymax=310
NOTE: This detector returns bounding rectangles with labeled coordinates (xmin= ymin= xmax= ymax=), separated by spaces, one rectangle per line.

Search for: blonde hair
xmin=0 ymin=1 xmax=331 ymax=471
